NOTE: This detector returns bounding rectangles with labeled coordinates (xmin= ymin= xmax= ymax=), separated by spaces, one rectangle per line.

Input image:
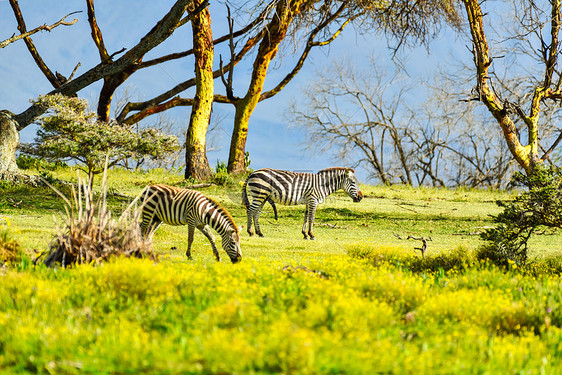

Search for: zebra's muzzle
xmin=353 ymin=191 xmax=363 ymax=202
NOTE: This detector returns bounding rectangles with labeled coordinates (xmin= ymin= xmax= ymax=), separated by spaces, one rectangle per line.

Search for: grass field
xmin=1 ymin=166 xmax=562 ymax=374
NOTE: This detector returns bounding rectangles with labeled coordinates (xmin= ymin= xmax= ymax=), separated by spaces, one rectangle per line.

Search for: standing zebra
xmin=140 ymin=184 xmax=242 ymax=263
xmin=242 ymin=167 xmax=363 ymax=239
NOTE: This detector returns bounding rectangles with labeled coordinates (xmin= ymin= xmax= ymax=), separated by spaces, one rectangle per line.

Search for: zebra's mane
xmin=317 ymin=167 xmax=355 ymax=174
xmin=205 ymin=195 xmax=239 ymax=232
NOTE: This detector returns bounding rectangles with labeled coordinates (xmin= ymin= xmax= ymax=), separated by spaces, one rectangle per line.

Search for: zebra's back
xmin=247 ymin=168 xmax=314 ymax=206
xmin=142 ymin=184 xmax=237 ymax=232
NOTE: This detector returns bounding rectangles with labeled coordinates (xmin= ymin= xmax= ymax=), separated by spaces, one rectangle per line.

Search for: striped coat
xmin=140 ymin=184 xmax=241 ymax=263
xmin=242 ymin=167 xmax=363 ymax=239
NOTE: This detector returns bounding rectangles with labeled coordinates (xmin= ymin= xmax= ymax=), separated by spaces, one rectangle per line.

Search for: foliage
xmin=0 ymin=224 xmax=24 ymax=265
xmin=480 ymin=165 xmax=562 ymax=266
xmin=20 ymin=94 xmax=180 ymax=177
xmin=212 ymin=160 xmax=233 ymax=187
xmin=16 ymin=154 xmax=67 ymax=172
xmin=1 ymin=256 xmax=562 ymax=374
xmin=1 ymin=165 xmax=562 ymax=373
xmin=347 ymin=243 xmax=476 ymax=273
xmin=38 ymin=167 xmax=155 ymax=267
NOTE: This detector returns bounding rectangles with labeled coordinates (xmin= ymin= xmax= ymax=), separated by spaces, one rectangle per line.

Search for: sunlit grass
xmin=1 ymin=166 xmax=561 ymax=374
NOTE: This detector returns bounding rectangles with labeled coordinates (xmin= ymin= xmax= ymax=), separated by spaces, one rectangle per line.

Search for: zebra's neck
xmin=318 ymin=170 xmax=345 ymax=196
xmin=204 ymin=201 xmax=238 ymax=236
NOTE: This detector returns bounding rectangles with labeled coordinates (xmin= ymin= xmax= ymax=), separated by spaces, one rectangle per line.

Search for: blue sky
xmin=0 ymin=0 xmax=467 ymax=182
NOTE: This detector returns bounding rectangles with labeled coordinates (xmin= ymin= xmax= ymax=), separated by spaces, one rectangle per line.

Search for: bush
xmin=0 ymin=226 xmax=24 ymax=265
xmin=347 ymin=242 xmax=475 ymax=273
xmin=480 ymin=165 xmax=562 ymax=266
xmin=212 ymin=160 xmax=233 ymax=186
xmin=16 ymin=154 xmax=67 ymax=171
xmin=20 ymin=94 xmax=180 ymax=179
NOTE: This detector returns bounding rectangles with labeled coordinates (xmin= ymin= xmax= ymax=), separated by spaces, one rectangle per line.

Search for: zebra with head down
xmin=140 ymin=184 xmax=242 ymax=263
xmin=242 ymin=167 xmax=363 ymax=239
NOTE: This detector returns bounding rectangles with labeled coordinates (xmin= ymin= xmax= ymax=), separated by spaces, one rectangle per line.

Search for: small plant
xmin=38 ymin=163 xmax=156 ymax=267
xmin=213 ymin=160 xmax=232 ymax=186
xmin=244 ymin=151 xmax=252 ymax=171
xmin=480 ymin=165 xmax=562 ymax=266
xmin=0 ymin=226 xmax=24 ymax=265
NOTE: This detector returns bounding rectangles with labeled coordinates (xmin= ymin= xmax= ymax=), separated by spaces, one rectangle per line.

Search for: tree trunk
xmin=228 ymin=98 xmax=253 ymax=174
xmin=463 ymin=0 xmax=553 ymax=175
xmin=226 ymin=0 xmax=299 ymax=174
xmin=185 ymin=0 xmax=213 ymax=180
xmin=0 ymin=110 xmax=20 ymax=177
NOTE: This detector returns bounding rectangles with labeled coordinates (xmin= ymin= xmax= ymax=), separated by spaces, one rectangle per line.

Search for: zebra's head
xmin=343 ymin=169 xmax=363 ymax=203
xmin=222 ymin=229 xmax=242 ymax=263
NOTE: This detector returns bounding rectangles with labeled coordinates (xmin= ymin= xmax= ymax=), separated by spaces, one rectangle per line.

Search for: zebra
xmin=140 ymin=184 xmax=242 ymax=263
xmin=242 ymin=167 xmax=363 ymax=239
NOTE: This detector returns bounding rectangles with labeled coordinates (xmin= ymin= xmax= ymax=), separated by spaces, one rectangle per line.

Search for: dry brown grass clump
xmin=39 ymin=168 xmax=156 ymax=267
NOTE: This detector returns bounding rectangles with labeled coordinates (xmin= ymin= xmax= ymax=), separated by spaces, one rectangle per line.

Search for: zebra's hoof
xmin=257 ymin=233 xmax=264 ymax=238
xmin=186 ymin=256 xmax=193 ymax=261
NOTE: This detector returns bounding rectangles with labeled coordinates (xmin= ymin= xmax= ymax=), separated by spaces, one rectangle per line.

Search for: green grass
xmin=1 ymin=166 xmax=562 ymax=374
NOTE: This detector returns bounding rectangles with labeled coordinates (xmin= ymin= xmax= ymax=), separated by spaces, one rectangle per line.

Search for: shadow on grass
xmin=0 ymin=182 xmax=130 ymax=214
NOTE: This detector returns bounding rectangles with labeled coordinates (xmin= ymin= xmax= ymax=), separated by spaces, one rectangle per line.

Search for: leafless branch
xmin=0 ymin=10 xmax=79 ymax=49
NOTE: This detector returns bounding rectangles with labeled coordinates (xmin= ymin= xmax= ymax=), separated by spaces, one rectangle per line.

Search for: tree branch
xmin=260 ymin=3 xmax=356 ymax=101
xmin=8 ymin=0 xmax=80 ymax=88
xmin=14 ymin=0 xmax=198 ymax=129
xmin=0 ymin=10 xmax=79 ymax=49
xmin=86 ymin=0 xmax=109 ymax=61
xmin=137 ymin=2 xmax=269 ymax=70
xmin=117 ymin=28 xmax=264 ymax=123
xmin=541 ymin=129 xmax=562 ymax=162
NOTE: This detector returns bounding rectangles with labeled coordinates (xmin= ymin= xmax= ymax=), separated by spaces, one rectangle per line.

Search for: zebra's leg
xmin=246 ymin=205 xmax=255 ymax=236
xmin=186 ymin=222 xmax=195 ymax=260
xmin=302 ymin=201 xmax=318 ymax=240
xmin=302 ymin=205 xmax=310 ymax=240
xmin=253 ymin=200 xmax=267 ymax=237
xmin=307 ymin=203 xmax=318 ymax=240
xmin=198 ymin=224 xmax=220 ymax=262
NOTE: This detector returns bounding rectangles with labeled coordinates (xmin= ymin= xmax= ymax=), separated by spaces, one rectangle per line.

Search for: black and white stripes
xmin=140 ymin=184 xmax=242 ymax=263
xmin=242 ymin=167 xmax=363 ymax=239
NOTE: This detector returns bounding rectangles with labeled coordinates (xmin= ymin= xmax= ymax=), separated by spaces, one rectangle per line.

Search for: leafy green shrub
xmin=212 ymin=160 xmax=233 ymax=186
xmin=20 ymin=94 xmax=180 ymax=179
xmin=347 ymin=242 xmax=475 ymax=273
xmin=480 ymin=165 xmax=562 ymax=266
xmin=0 ymin=226 xmax=24 ymax=265
xmin=16 ymin=154 xmax=67 ymax=171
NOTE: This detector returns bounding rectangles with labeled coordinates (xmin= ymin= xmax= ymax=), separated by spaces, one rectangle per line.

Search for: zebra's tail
xmin=241 ymin=176 xmax=251 ymax=208
xmin=267 ymin=197 xmax=278 ymax=220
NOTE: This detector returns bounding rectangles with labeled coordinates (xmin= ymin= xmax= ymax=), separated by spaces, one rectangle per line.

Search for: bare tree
xmin=291 ymin=57 xmax=520 ymax=188
xmin=290 ymin=60 xmax=417 ymax=185
xmin=462 ymin=0 xmax=562 ymax=174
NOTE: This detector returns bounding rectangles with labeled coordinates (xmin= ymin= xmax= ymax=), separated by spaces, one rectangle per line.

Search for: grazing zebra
xmin=140 ymin=184 xmax=242 ymax=263
xmin=242 ymin=167 xmax=363 ymax=239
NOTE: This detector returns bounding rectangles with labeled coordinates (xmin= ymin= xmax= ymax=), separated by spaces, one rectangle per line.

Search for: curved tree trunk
xmin=0 ymin=110 xmax=20 ymax=177
xmin=185 ymin=0 xmax=213 ymax=180
xmin=226 ymin=0 xmax=298 ymax=174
